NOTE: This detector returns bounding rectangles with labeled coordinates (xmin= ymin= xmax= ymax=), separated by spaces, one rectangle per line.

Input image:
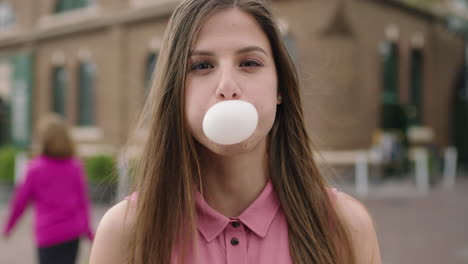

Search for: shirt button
xmin=231 ymin=221 xmax=241 ymax=228
xmin=231 ymin=238 xmax=239 ymax=246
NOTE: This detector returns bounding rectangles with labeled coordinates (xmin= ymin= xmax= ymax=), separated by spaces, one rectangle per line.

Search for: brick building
xmin=0 ymin=0 xmax=466 ymax=164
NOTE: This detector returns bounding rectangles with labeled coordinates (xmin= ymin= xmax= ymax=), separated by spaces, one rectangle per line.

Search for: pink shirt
xmin=128 ymin=180 xmax=338 ymax=263
xmin=189 ymin=179 xmax=292 ymax=264
xmin=2 ymin=156 xmax=94 ymax=247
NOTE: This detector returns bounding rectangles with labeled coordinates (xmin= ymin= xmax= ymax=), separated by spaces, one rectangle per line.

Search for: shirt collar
xmin=195 ymin=179 xmax=281 ymax=243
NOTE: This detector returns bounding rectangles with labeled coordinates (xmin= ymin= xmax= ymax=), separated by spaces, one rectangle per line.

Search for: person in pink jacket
xmin=2 ymin=113 xmax=94 ymax=264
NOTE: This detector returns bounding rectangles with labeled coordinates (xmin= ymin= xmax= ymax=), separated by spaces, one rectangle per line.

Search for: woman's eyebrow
xmin=190 ymin=46 xmax=268 ymax=56
xmin=236 ymin=46 xmax=267 ymax=55
xmin=190 ymin=50 xmax=215 ymax=56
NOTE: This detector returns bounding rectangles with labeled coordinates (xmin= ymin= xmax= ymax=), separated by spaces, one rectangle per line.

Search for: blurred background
xmin=0 ymin=0 xmax=467 ymax=263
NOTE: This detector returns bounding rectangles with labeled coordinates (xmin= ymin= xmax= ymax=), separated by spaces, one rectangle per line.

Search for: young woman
xmin=2 ymin=113 xmax=94 ymax=264
xmin=90 ymin=0 xmax=381 ymax=263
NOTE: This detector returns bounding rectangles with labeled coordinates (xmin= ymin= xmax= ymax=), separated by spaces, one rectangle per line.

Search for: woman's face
xmin=185 ymin=8 xmax=278 ymax=156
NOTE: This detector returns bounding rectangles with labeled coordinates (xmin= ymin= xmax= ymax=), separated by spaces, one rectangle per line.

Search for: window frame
xmin=0 ymin=1 xmax=15 ymax=30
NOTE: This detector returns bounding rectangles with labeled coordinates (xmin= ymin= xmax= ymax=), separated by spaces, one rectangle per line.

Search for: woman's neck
xmin=200 ymin=138 xmax=270 ymax=218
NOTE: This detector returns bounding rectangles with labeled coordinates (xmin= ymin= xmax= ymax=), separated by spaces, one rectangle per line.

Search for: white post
xmin=443 ymin=146 xmax=458 ymax=189
xmin=414 ymin=148 xmax=429 ymax=194
xmin=14 ymin=152 xmax=28 ymax=185
xmin=355 ymin=151 xmax=369 ymax=197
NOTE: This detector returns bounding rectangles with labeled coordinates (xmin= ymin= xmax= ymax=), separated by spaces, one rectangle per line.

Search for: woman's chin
xmin=204 ymin=136 xmax=262 ymax=157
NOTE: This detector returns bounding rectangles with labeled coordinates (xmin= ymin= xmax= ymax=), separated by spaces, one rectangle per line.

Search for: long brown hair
xmin=127 ymin=0 xmax=355 ymax=263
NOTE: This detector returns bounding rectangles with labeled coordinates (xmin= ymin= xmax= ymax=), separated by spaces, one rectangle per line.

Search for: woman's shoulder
xmin=68 ymin=157 xmax=85 ymax=169
xmin=23 ymin=156 xmax=47 ymax=176
xmin=330 ymin=189 xmax=373 ymax=227
xmin=89 ymin=198 xmax=137 ymax=264
xmin=330 ymin=189 xmax=382 ymax=263
xmin=27 ymin=156 xmax=46 ymax=168
xmin=94 ymin=198 xmax=136 ymax=238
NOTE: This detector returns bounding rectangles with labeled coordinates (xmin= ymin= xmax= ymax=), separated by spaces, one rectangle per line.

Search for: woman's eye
xmin=191 ymin=62 xmax=214 ymax=71
xmin=240 ymin=60 xmax=262 ymax=67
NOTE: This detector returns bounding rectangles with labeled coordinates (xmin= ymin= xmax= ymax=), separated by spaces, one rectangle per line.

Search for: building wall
xmin=429 ymin=24 xmax=464 ymax=147
xmin=0 ymin=0 xmax=464 ymax=154
xmin=124 ymin=17 xmax=169 ymax=140
xmin=273 ymin=0 xmax=464 ymax=149
xmin=352 ymin=0 xmax=435 ymax=149
xmin=273 ymin=0 xmax=363 ymax=149
xmin=0 ymin=0 xmax=178 ymax=154
xmin=34 ymin=28 xmax=122 ymax=144
xmin=350 ymin=0 xmax=464 ymax=148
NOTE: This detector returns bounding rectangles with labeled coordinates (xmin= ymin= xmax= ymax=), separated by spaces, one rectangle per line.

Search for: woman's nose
xmin=216 ymin=70 xmax=241 ymax=100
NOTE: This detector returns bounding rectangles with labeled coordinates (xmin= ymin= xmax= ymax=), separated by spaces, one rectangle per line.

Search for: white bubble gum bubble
xmin=202 ymin=100 xmax=258 ymax=145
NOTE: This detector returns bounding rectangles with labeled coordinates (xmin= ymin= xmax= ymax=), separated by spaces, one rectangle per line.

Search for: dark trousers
xmin=38 ymin=239 xmax=80 ymax=264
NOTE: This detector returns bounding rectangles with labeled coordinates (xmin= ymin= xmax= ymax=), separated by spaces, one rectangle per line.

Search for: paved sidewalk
xmin=1 ymin=177 xmax=467 ymax=264
xmin=360 ymin=178 xmax=468 ymax=264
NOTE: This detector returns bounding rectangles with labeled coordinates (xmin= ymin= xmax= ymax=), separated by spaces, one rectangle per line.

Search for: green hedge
xmin=0 ymin=146 xmax=19 ymax=184
xmin=84 ymin=155 xmax=117 ymax=184
xmin=0 ymin=150 xmax=117 ymax=185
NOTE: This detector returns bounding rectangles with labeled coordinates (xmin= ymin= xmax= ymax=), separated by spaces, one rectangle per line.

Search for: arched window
xmin=52 ymin=66 xmax=67 ymax=116
xmin=380 ymin=41 xmax=399 ymax=104
xmin=0 ymin=1 xmax=15 ymax=30
xmin=77 ymin=61 xmax=96 ymax=126
xmin=379 ymin=41 xmax=407 ymax=132
xmin=145 ymin=52 xmax=158 ymax=94
xmin=55 ymin=0 xmax=94 ymax=13
xmin=408 ymin=48 xmax=424 ymax=126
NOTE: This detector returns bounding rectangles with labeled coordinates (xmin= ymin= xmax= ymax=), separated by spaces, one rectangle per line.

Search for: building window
xmin=453 ymin=0 xmax=468 ymax=10
xmin=145 ymin=52 xmax=158 ymax=94
xmin=379 ymin=41 xmax=407 ymax=132
xmin=408 ymin=48 xmax=424 ymax=126
xmin=380 ymin=41 xmax=399 ymax=104
xmin=0 ymin=61 xmax=12 ymax=101
xmin=0 ymin=61 xmax=12 ymax=145
xmin=77 ymin=62 xmax=96 ymax=126
xmin=0 ymin=1 xmax=15 ymax=30
xmin=54 ymin=0 xmax=94 ymax=13
xmin=52 ymin=66 xmax=67 ymax=116
xmin=283 ymin=34 xmax=298 ymax=64
xmin=453 ymin=62 xmax=468 ymax=165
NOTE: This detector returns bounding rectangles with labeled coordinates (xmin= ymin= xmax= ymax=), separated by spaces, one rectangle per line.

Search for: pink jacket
xmin=2 ymin=155 xmax=94 ymax=247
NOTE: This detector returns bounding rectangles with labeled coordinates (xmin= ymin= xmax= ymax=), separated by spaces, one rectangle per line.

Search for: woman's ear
xmin=277 ymin=94 xmax=282 ymax=105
